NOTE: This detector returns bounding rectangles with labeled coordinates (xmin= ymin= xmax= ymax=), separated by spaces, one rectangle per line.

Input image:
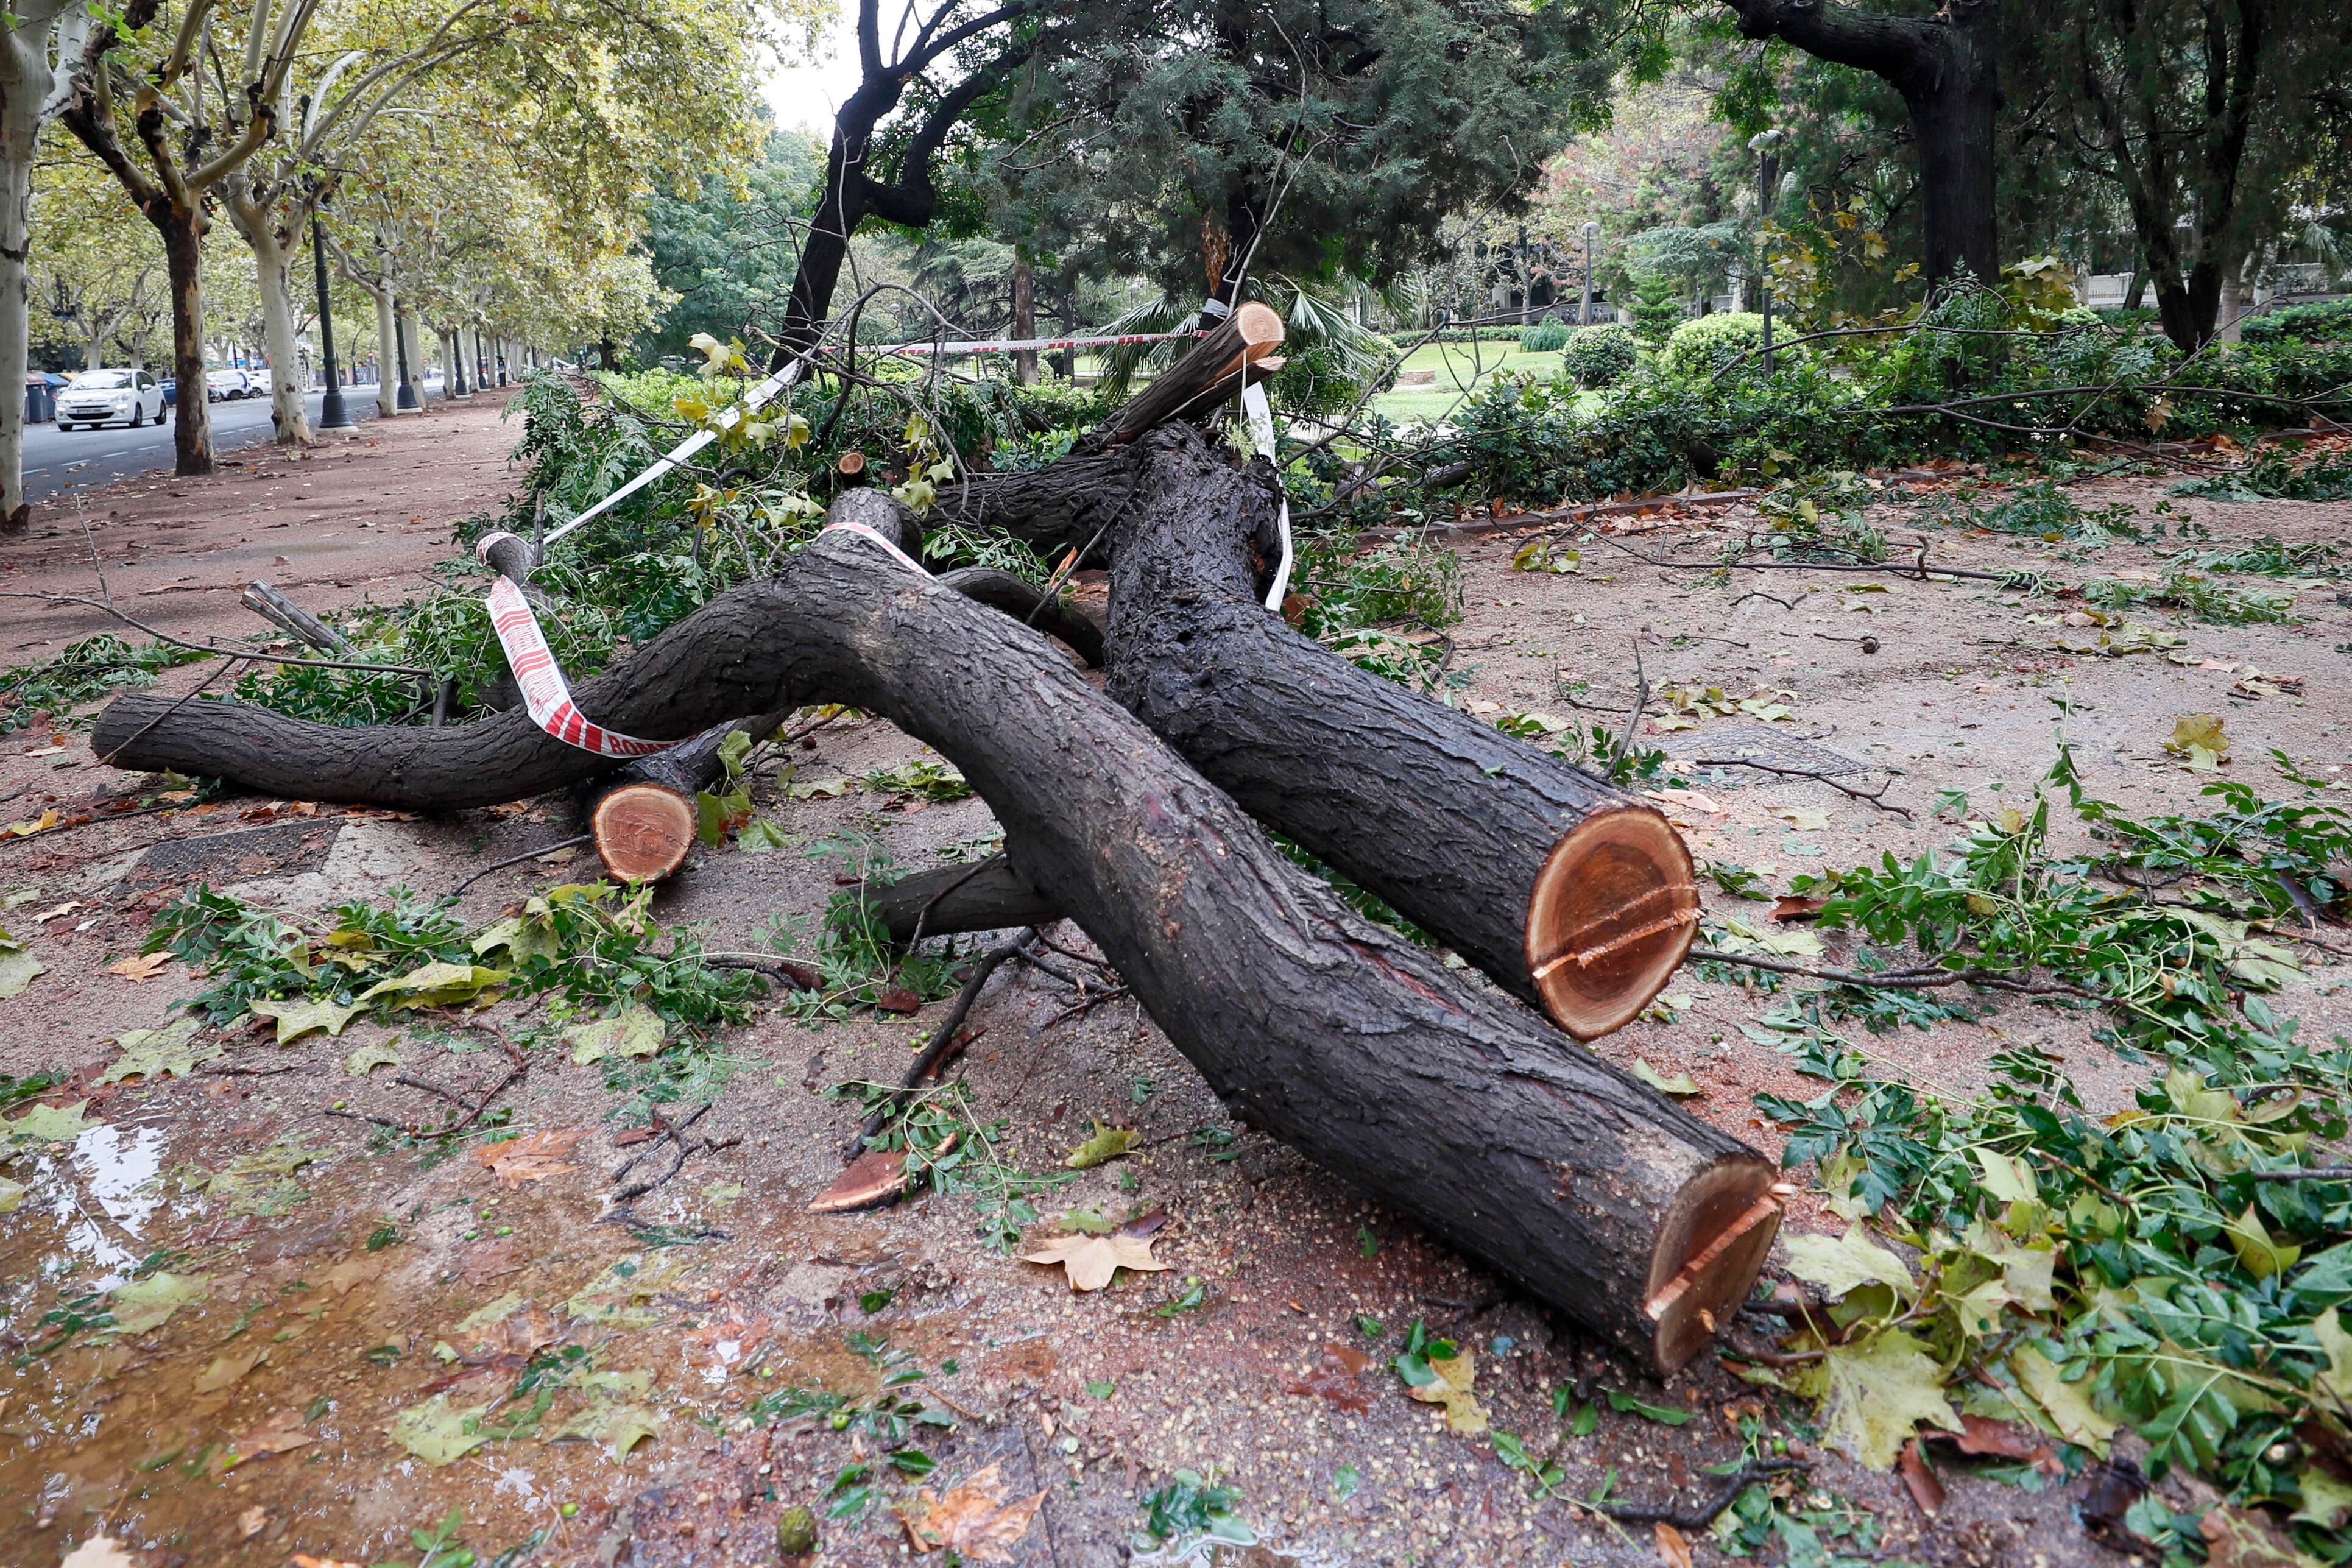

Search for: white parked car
xmin=205 ymin=368 xmax=256 ymax=401
xmin=55 ymin=369 xmax=166 ymax=429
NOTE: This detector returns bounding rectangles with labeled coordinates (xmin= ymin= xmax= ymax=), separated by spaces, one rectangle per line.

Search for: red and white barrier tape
xmin=483 ymin=568 xmax=669 ymax=757
xmin=491 ymin=308 xmax=1284 ymax=757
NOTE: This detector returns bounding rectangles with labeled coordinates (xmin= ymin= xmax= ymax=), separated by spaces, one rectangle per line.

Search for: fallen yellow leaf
xmin=475 ymin=1128 xmax=588 ymax=1187
xmin=1020 ymin=1232 xmax=1171 ymax=1292
xmin=897 ymin=1461 xmax=1046 ymax=1561
xmin=107 ymin=952 xmax=171 ymax=983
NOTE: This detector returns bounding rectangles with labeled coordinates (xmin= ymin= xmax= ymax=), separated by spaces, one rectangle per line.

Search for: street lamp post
xmin=1748 ymin=129 xmax=1787 ymax=374
xmin=1580 ymin=221 xmax=1598 ymax=326
xmin=311 ymin=201 xmax=353 ymax=429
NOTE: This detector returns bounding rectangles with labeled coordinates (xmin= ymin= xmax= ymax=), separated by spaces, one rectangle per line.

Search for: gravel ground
xmin=0 ymin=444 xmax=2347 ymax=1568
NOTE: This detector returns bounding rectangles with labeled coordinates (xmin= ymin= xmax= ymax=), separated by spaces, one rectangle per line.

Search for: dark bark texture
xmin=867 ymin=855 xmax=1064 ymax=944
xmin=1724 ymin=0 xmax=2001 ymax=287
xmin=93 ymin=523 xmax=1776 ymax=1371
xmin=1095 ymin=425 xmax=1697 ymax=1038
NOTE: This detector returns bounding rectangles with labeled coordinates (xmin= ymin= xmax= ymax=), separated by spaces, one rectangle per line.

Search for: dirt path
xmin=0 ymin=445 xmax=2347 ymax=1568
xmin=1 ymin=387 xmax=526 ymax=659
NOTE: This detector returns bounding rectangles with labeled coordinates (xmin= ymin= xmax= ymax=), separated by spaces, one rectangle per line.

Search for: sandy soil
xmin=1 ymin=437 xmax=2348 ymax=1568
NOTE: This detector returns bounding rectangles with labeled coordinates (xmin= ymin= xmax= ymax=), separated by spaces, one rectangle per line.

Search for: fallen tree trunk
xmin=93 ymin=518 xmax=1777 ymax=1374
xmin=1114 ymin=425 xmax=1697 ymax=1038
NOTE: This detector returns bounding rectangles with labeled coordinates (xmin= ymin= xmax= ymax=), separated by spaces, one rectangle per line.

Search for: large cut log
xmin=93 ymin=517 xmax=1778 ymax=1374
xmin=1107 ymin=425 xmax=1695 ymax=1038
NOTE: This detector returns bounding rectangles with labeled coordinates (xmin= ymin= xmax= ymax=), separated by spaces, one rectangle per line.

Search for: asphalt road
xmin=20 ymin=380 xmax=449 ymax=503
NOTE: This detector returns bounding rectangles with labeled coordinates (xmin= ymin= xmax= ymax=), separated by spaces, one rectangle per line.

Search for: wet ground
xmin=2 ymin=444 xmax=2349 ymax=1567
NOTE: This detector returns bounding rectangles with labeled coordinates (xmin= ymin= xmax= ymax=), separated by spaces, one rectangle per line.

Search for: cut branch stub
xmin=1090 ymin=300 xmax=1283 ymax=447
xmin=91 ymin=512 xmax=1773 ymax=1373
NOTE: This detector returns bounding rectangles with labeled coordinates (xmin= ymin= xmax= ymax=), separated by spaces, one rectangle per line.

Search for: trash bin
xmin=23 ymin=375 xmax=51 ymax=425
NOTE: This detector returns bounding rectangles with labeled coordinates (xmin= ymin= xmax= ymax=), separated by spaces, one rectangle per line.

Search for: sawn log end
xmin=1524 ymin=802 xmax=1700 ymax=1039
xmin=1645 ymin=1154 xmax=1784 ymax=1374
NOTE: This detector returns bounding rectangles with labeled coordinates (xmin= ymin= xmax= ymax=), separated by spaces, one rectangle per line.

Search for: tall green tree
xmin=2009 ymin=1 xmax=2352 ymax=348
xmin=983 ymin=0 xmax=1635 ymax=325
xmin=1712 ymin=0 xmax=2001 ymax=288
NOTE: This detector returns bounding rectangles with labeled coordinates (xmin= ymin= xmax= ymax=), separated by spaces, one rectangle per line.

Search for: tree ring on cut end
xmin=1523 ymin=802 xmax=1699 ymax=1039
xmin=1644 ymin=1156 xmax=1783 ymax=1373
xmin=592 ymin=785 xmax=696 ymax=883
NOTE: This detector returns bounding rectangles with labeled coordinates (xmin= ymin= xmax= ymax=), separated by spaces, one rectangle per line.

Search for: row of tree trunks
xmin=93 ymin=520 xmax=1778 ymax=1374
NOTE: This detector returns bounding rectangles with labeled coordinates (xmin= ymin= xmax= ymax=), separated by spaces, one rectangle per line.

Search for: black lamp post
xmin=394 ymin=297 xmax=418 ymax=411
xmin=1581 ymin=221 xmax=1598 ymax=325
xmin=311 ymin=200 xmax=353 ymax=429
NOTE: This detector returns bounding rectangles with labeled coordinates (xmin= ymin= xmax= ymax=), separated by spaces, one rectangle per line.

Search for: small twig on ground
xmin=1689 ymin=757 xmax=1913 ymax=818
xmin=1731 ymin=588 xmax=1799 ymax=609
xmin=1040 ymin=986 xmax=1132 ymax=1033
xmin=1606 ymin=643 xmax=1649 ymax=777
xmin=1009 ymin=948 xmax=1087 ymax=989
xmin=1591 ymin=1458 xmax=1810 ymax=1529
xmin=705 ymin=952 xmax=822 ymax=989
xmin=0 ymin=799 xmax=203 ymax=851
xmin=1689 ymin=945 xmax=2094 ymax=998
xmin=849 ymin=925 xmax=1039 ymax=1159
xmin=1037 ymin=933 xmax=1113 ymax=972
xmin=448 ymin=833 xmax=593 ymax=895
xmin=609 ymin=1101 xmax=737 ymax=1204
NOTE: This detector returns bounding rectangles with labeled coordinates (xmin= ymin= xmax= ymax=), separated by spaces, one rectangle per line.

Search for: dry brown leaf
xmin=1898 ymin=1437 xmax=1946 ymax=1516
xmin=473 ymin=1129 xmax=587 ymax=1187
xmin=227 ymin=1407 xmax=313 ymax=1465
xmin=1020 ymin=1232 xmax=1171 ymax=1291
xmin=1655 ymin=1522 xmax=1694 ymax=1568
xmin=1770 ymin=895 xmax=1828 ymax=924
xmin=107 ymin=952 xmax=172 ymax=983
xmin=460 ymin=1237 xmax=521 ymax=1285
xmin=897 ymin=1461 xmax=1046 ymax=1561
xmin=503 ymin=1303 xmax=559 ymax=1355
xmin=1285 ymin=1343 xmax=1374 ymax=1412
xmin=238 ymin=1505 xmax=269 ymax=1538
xmin=291 ymin=1557 xmax=364 ymax=1568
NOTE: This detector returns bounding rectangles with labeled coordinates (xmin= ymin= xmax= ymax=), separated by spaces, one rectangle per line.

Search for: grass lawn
xmin=1373 ymin=342 xmax=1566 ymax=422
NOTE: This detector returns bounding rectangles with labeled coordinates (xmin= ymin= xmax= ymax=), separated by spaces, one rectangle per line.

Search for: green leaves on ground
xmin=101 ymin=1019 xmax=219 ymax=1082
xmin=0 ymin=925 xmax=43 ymax=997
xmin=147 ymin=880 xmax=757 ymax=1047
xmin=1063 ymin=1121 xmax=1139 ymax=1168
xmin=108 ymin=1271 xmax=208 ymax=1335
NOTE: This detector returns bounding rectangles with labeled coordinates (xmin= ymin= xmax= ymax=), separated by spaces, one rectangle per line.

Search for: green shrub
xmin=1661 ymin=313 xmax=1766 ymax=378
xmin=1519 ymin=314 xmax=1569 ymax=353
xmin=1559 ymin=325 xmax=1637 ymax=389
xmin=2239 ymin=297 xmax=2352 ymax=344
xmin=1628 ymin=275 xmax=1685 ymax=342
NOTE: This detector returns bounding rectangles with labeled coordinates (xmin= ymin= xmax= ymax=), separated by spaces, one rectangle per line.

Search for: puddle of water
xmin=0 ymin=1125 xmax=871 ymax=1564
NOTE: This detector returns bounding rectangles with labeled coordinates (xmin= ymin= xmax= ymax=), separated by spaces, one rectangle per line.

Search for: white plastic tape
xmin=542 ymin=358 xmax=807 ymax=547
xmin=1242 ymin=378 xmax=1293 ymax=610
xmin=484 ymin=576 xmax=669 ymax=757
xmin=821 ymin=519 xmax=933 ymax=577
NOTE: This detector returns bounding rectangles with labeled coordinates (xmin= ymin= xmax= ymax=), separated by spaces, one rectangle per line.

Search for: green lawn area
xmin=1373 ymin=342 xmax=1567 ymax=422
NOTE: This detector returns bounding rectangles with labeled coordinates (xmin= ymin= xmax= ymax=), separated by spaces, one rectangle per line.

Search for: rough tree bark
xmin=1722 ymin=0 xmax=2001 ymax=288
xmin=871 ymin=428 xmax=1697 ymax=1039
xmin=93 ymin=521 xmax=1779 ymax=1373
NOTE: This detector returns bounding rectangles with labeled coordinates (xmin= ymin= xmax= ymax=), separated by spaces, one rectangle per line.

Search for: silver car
xmin=56 ymin=369 xmax=166 ymax=429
